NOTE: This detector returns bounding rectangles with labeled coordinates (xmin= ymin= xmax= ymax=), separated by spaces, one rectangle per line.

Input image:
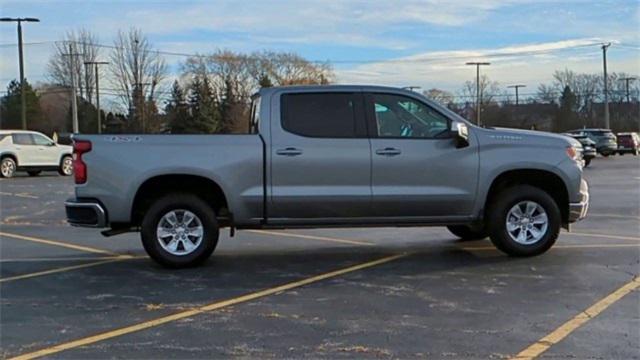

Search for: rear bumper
xmin=568 ymin=179 xmax=589 ymax=222
xmin=65 ymin=198 xmax=107 ymax=228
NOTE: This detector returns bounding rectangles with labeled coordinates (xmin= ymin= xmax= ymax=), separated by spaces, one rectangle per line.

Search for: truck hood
xmin=478 ymin=127 xmax=579 ymax=148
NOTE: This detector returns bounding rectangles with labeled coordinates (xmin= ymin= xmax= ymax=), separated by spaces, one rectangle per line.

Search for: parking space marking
xmin=0 ymin=258 xmax=124 ymax=283
xmin=0 ymin=231 xmax=119 ymax=255
xmin=0 ymin=255 xmax=146 ymax=263
xmin=564 ymin=231 xmax=640 ymax=242
xmin=512 ymin=276 xmax=640 ymax=360
xmin=10 ymin=253 xmax=408 ymax=360
xmin=0 ymin=191 xmax=39 ymax=199
xmin=587 ymin=213 xmax=640 ymax=220
xmin=248 ymin=229 xmax=375 ymax=246
xmin=462 ymin=243 xmax=640 ymax=252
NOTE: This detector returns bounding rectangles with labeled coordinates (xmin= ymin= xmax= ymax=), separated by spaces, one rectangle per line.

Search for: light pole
xmin=602 ymin=43 xmax=611 ymax=129
xmin=507 ymin=84 xmax=526 ymax=106
xmin=84 ymin=61 xmax=109 ymax=133
xmin=466 ymin=62 xmax=490 ymax=126
xmin=0 ymin=17 xmax=40 ymax=130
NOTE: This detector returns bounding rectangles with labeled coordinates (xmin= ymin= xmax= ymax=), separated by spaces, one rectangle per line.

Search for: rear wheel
xmin=0 ymin=157 xmax=16 ymax=178
xmin=487 ymin=185 xmax=560 ymax=257
xmin=58 ymin=155 xmax=73 ymax=176
xmin=584 ymin=158 xmax=591 ymax=167
xmin=141 ymin=193 xmax=219 ymax=268
xmin=27 ymin=171 xmax=41 ymax=177
xmin=447 ymin=225 xmax=488 ymax=241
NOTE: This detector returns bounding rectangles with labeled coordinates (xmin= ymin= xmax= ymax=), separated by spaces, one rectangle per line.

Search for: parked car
xmin=616 ymin=132 xmax=639 ymax=156
xmin=564 ymin=133 xmax=597 ymax=167
xmin=567 ymin=129 xmax=617 ymax=156
xmin=65 ymin=85 xmax=589 ymax=268
xmin=0 ymin=130 xmax=73 ymax=178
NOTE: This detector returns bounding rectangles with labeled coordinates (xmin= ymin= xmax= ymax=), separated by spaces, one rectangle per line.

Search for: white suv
xmin=0 ymin=130 xmax=73 ymax=178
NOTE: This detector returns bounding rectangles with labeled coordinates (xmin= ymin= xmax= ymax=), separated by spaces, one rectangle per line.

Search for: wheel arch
xmin=1 ymin=152 xmax=18 ymax=165
xmin=130 ymin=174 xmax=230 ymax=227
xmin=485 ymin=169 xmax=569 ymax=224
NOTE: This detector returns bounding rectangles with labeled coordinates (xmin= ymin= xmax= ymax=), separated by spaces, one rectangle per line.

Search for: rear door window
xmin=281 ymin=93 xmax=364 ymax=138
xmin=12 ymin=133 xmax=35 ymax=145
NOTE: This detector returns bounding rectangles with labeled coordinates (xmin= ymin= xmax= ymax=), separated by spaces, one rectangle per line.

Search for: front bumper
xmin=65 ymin=198 xmax=107 ymax=228
xmin=568 ymin=179 xmax=589 ymax=222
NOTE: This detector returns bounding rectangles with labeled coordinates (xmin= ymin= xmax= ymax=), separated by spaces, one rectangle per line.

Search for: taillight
xmin=73 ymin=140 xmax=92 ymax=184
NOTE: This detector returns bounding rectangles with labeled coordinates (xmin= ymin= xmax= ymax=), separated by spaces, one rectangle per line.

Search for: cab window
xmin=370 ymin=94 xmax=450 ymax=139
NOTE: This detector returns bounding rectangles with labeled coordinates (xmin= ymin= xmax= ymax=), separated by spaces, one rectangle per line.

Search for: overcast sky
xmin=1 ymin=0 xmax=639 ymax=103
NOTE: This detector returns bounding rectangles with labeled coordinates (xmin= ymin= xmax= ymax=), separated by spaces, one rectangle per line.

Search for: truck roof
xmin=258 ymin=84 xmax=421 ymax=96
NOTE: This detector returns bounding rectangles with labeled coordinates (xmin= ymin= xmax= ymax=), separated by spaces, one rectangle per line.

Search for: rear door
xmin=365 ymin=92 xmax=479 ymax=218
xmin=11 ymin=133 xmax=38 ymax=166
xmin=269 ymin=91 xmax=372 ymax=221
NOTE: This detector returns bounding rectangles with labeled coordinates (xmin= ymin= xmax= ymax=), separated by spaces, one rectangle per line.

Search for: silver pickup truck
xmin=65 ymin=85 xmax=589 ymax=267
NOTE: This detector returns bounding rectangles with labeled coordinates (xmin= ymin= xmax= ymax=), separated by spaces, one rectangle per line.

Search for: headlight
xmin=566 ymin=146 xmax=581 ymax=162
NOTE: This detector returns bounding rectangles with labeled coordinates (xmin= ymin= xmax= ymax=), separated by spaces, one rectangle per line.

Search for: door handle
xmin=276 ymin=147 xmax=303 ymax=156
xmin=375 ymin=147 xmax=401 ymax=156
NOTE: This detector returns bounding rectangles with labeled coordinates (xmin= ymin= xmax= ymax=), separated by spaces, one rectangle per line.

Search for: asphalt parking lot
xmin=1 ymin=156 xmax=639 ymax=359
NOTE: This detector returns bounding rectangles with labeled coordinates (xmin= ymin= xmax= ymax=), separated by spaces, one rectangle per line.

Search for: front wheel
xmin=487 ymin=185 xmax=560 ymax=257
xmin=141 ymin=193 xmax=219 ymax=268
xmin=584 ymin=158 xmax=591 ymax=167
xmin=447 ymin=225 xmax=488 ymax=241
xmin=58 ymin=155 xmax=73 ymax=176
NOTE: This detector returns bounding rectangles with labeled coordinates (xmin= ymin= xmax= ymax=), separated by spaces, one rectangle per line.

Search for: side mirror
xmin=451 ymin=121 xmax=470 ymax=148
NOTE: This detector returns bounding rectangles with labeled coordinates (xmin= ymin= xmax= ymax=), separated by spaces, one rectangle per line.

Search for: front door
xmin=269 ymin=91 xmax=372 ymax=221
xmin=366 ymin=92 xmax=479 ymax=218
xmin=31 ymin=133 xmax=58 ymax=165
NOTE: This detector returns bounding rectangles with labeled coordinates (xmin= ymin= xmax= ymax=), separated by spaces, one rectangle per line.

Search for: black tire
xmin=27 ymin=171 xmax=41 ymax=177
xmin=0 ymin=157 xmax=16 ymax=178
xmin=487 ymin=185 xmax=560 ymax=257
xmin=58 ymin=155 xmax=73 ymax=176
xmin=447 ymin=225 xmax=488 ymax=241
xmin=619 ymin=152 xmax=625 ymax=156
xmin=602 ymin=152 xmax=610 ymax=157
xmin=141 ymin=193 xmax=219 ymax=268
xmin=584 ymin=158 xmax=591 ymax=167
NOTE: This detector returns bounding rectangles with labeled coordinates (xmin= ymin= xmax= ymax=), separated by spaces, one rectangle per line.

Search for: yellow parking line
xmin=462 ymin=243 xmax=640 ymax=251
xmin=0 ymin=255 xmax=147 ymax=263
xmin=564 ymin=232 xmax=640 ymax=242
xmin=586 ymin=213 xmax=640 ymax=220
xmin=0 ymin=191 xmax=39 ymax=199
xmin=247 ymin=229 xmax=375 ymax=246
xmin=512 ymin=277 xmax=640 ymax=359
xmin=10 ymin=253 xmax=408 ymax=360
xmin=0 ymin=259 xmax=123 ymax=283
xmin=0 ymin=231 xmax=118 ymax=256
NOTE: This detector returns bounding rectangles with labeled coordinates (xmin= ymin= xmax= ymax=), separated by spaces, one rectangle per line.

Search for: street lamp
xmin=0 ymin=17 xmax=40 ymax=130
xmin=466 ymin=62 xmax=490 ymax=126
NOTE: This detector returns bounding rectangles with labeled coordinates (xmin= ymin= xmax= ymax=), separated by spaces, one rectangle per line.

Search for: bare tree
xmin=46 ymin=29 xmax=100 ymax=102
xmin=110 ymin=28 xmax=167 ymax=131
xmin=423 ymin=88 xmax=455 ymax=107
xmin=249 ymin=51 xmax=333 ymax=86
xmin=460 ymin=74 xmax=502 ymax=108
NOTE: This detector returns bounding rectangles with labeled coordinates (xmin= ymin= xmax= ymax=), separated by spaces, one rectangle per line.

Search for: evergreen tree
xmin=187 ymin=77 xmax=221 ymax=134
xmin=219 ymin=79 xmax=236 ymax=133
xmin=0 ymin=79 xmax=42 ymax=130
xmin=165 ymin=80 xmax=189 ymax=134
xmin=258 ymin=73 xmax=273 ymax=88
xmin=555 ymin=85 xmax=578 ymax=132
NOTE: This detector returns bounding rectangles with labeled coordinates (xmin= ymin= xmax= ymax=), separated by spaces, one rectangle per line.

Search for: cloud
xmin=336 ymin=38 xmax=638 ymax=93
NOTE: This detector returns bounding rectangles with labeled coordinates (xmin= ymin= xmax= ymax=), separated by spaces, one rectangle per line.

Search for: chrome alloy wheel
xmin=62 ymin=157 xmax=73 ymax=175
xmin=1 ymin=159 xmax=15 ymax=177
xmin=506 ymin=201 xmax=548 ymax=245
xmin=156 ymin=209 xmax=204 ymax=256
